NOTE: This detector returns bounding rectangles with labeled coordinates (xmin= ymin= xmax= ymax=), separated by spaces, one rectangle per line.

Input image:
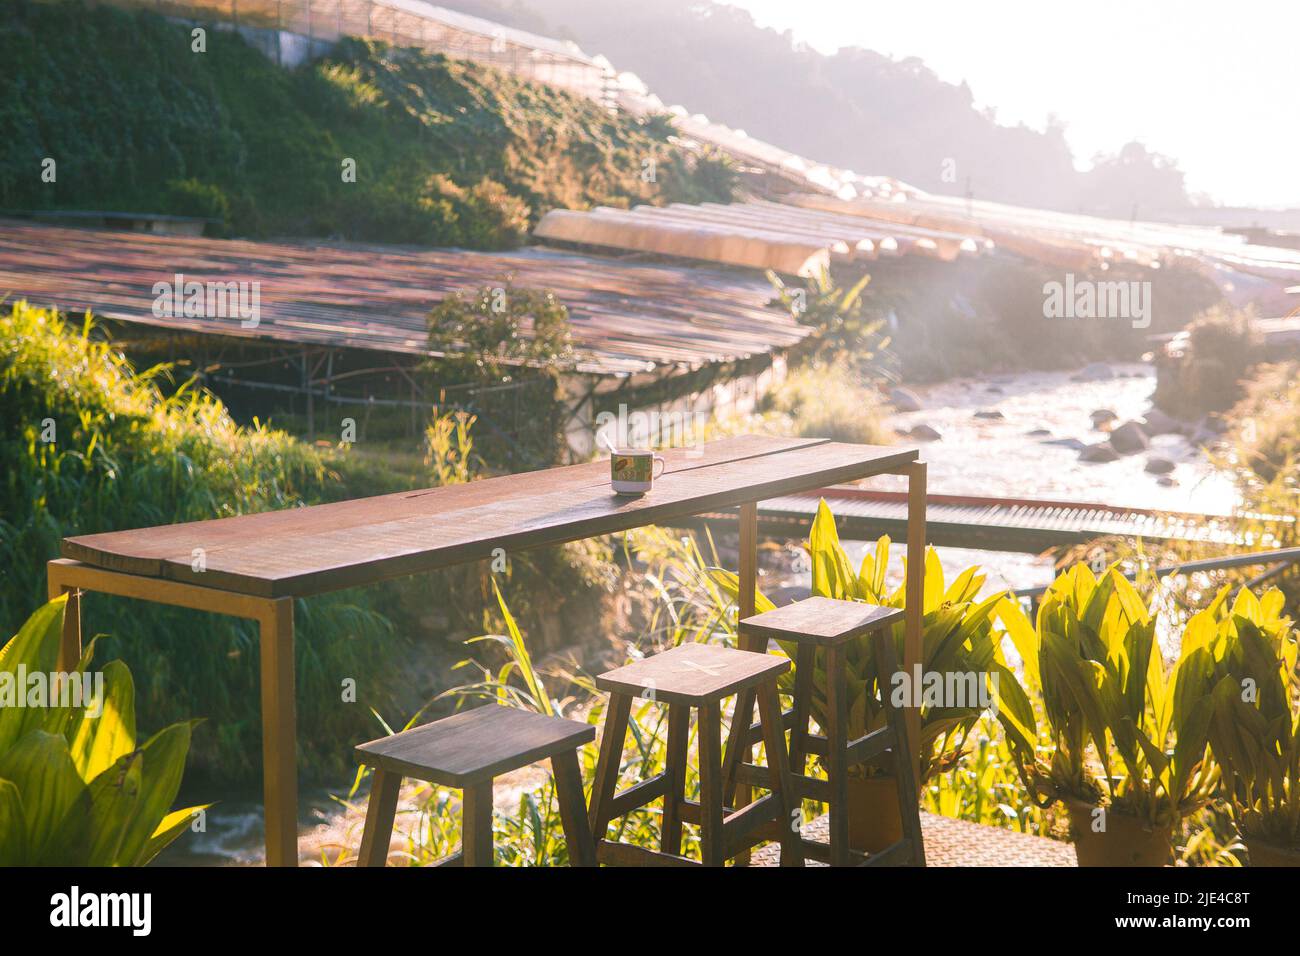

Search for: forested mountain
xmin=449 ymin=0 xmax=1193 ymax=214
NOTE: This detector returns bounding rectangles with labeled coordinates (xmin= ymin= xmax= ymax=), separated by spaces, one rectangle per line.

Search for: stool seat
xmin=740 ymin=596 xmax=904 ymax=646
xmin=595 ymin=642 xmax=789 ymax=706
xmin=355 ymin=705 xmax=595 ymax=787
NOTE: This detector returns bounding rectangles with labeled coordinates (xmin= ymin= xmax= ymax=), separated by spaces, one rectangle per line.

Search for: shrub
xmin=0 ymin=302 xmax=405 ymax=784
xmin=758 ymin=361 xmax=887 ymax=445
xmin=426 ymin=285 xmax=575 ymax=464
xmin=1199 ymin=585 xmax=1300 ymax=850
xmin=162 ymin=177 xmax=232 ymax=230
xmin=997 ymin=564 xmax=1224 ymax=827
xmin=709 ymin=502 xmax=1018 ymax=784
xmin=1153 ymin=306 xmax=1260 ymax=417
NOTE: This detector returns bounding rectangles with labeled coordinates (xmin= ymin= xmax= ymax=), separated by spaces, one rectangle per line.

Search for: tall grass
xmin=0 ymin=302 xmax=405 ymax=783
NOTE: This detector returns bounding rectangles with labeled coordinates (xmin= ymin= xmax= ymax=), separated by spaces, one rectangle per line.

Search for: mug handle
xmin=653 ymin=455 xmax=667 ymax=479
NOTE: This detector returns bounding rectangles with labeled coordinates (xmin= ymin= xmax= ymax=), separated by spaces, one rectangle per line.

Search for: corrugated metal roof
xmin=797 ymin=192 xmax=1300 ymax=282
xmin=533 ymin=199 xmax=994 ymax=274
xmin=535 ymin=188 xmax=1300 ymax=294
xmin=0 ymin=220 xmax=806 ymax=376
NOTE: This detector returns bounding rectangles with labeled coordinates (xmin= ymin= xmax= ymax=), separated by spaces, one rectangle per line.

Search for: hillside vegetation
xmin=0 ymin=0 xmax=732 ymax=246
xmin=0 ymin=303 xmax=611 ymax=784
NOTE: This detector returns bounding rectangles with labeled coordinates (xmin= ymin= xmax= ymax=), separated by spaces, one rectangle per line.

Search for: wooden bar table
xmin=50 ymin=435 xmax=925 ymax=866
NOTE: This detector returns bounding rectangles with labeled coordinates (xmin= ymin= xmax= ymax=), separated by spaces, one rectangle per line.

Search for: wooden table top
xmin=62 ymin=435 xmax=917 ymax=598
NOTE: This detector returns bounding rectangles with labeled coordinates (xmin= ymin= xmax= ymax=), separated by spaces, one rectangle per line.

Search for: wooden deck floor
xmin=752 ymin=811 xmax=1077 ymax=866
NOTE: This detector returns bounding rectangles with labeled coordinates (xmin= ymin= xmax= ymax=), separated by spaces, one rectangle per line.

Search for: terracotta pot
xmin=1066 ymin=799 xmax=1174 ymax=866
xmin=1245 ymin=838 xmax=1300 ymax=867
xmin=846 ymin=775 xmax=902 ymax=854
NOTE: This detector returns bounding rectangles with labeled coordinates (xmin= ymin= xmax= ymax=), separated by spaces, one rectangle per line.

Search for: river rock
xmin=1090 ymin=408 xmax=1119 ymax=428
xmin=907 ymin=424 xmax=942 ymax=442
xmin=1157 ymin=476 xmax=1178 ymax=487
xmin=890 ymin=387 xmax=923 ymax=412
xmin=1144 ymin=456 xmax=1176 ymax=475
xmin=1080 ymin=441 xmax=1121 ymax=462
xmin=1072 ymin=362 xmax=1115 ymax=382
xmin=974 ymin=409 xmax=1004 ymax=420
xmin=1140 ymin=407 xmax=1185 ymax=436
xmin=1199 ymin=413 xmax=1230 ymax=435
xmin=1044 ymin=437 xmax=1086 ymax=450
xmin=1109 ymin=421 xmax=1150 ymax=454
xmin=1026 ymin=428 xmax=1052 ymax=437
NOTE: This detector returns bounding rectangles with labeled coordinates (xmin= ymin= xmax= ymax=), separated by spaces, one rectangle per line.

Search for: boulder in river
xmin=1199 ymin=413 xmax=1230 ymax=435
xmin=1156 ymin=475 xmax=1178 ymax=487
xmin=1072 ymin=363 xmax=1115 ymax=382
xmin=1144 ymin=456 xmax=1176 ymax=475
xmin=1026 ymin=428 xmax=1052 ymax=437
xmin=1139 ymin=407 xmax=1185 ymax=436
xmin=1044 ymin=437 xmax=1086 ymax=450
xmin=1109 ymin=421 xmax=1150 ymax=454
xmin=1080 ymin=441 xmax=1121 ymax=462
xmin=907 ymin=424 xmax=942 ymax=442
xmin=890 ymin=387 xmax=923 ymax=412
xmin=1090 ymin=408 xmax=1119 ymax=428
xmin=974 ymin=409 xmax=1004 ymax=420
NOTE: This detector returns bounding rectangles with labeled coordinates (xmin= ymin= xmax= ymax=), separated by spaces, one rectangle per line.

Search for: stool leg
xmin=357 ymin=767 xmax=400 ymax=867
xmin=697 ymin=701 xmax=725 ymax=867
xmin=588 ymin=692 xmax=632 ymax=838
xmin=461 ymin=780 xmax=495 ymax=867
xmin=660 ymin=703 xmax=690 ymax=856
xmin=875 ymin=628 xmax=926 ymax=866
xmin=720 ymin=686 xmax=756 ymax=806
xmin=825 ymin=644 xmax=851 ymax=866
xmin=757 ymin=680 xmax=804 ymax=867
xmin=551 ymin=749 xmax=597 ymax=867
xmin=788 ymin=643 xmax=815 ymax=775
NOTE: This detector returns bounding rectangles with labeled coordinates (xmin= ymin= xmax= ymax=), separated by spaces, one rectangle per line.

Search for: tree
xmin=427 ymin=284 xmax=576 ymax=385
xmin=1078 ymin=141 xmax=1191 ymax=217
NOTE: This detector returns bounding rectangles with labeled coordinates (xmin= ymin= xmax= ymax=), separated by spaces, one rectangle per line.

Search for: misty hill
xmin=448 ymin=0 xmax=1193 ymax=216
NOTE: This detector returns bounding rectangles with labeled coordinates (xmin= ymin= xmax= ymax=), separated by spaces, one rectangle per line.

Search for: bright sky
xmin=731 ymin=0 xmax=1299 ymax=209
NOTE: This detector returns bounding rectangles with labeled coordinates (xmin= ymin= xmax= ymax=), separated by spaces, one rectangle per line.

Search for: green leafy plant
xmin=0 ymin=597 xmax=207 ymax=865
xmin=924 ymin=718 xmax=1052 ymax=834
xmin=711 ymin=500 xmax=1017 ymax=784
xmin=996 ymin=564 xmax=1220 ymax=827
xmin=768 ymin=267 xmax=885 ymax=368
xmin=1197 ymin=585 xmax=1300 ymax=849
xmin=424 ymin=408 xmax=480 ymax=487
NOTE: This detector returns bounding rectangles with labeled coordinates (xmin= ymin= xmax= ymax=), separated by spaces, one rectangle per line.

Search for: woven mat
xmin=750 ymin=811 xmax=1077 ymax=866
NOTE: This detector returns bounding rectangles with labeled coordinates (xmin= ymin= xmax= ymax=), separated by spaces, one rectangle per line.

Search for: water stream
xmin=841 ymin=362 xmax=1236 ymax=597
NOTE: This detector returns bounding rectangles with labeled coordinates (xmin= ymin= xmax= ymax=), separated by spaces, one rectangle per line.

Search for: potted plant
xmin=996 ymin=564 xmax=1220 ymax=866
xmin=1197 ymin=585 xmax=1300 ymax=865
xmin=0 ymin=596 xmax=208 ymax=865
xmin=713 ymin=500 xmax=1018 ymax=852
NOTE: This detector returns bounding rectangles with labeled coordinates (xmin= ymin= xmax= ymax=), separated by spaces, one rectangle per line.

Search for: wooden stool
xmin=739 ymin=597 xmax=926 ymax=867
xmin=354 ymin=705 xmax=597 ymax=867
xmin=588 ymin=642 xmax=803 ymax=867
